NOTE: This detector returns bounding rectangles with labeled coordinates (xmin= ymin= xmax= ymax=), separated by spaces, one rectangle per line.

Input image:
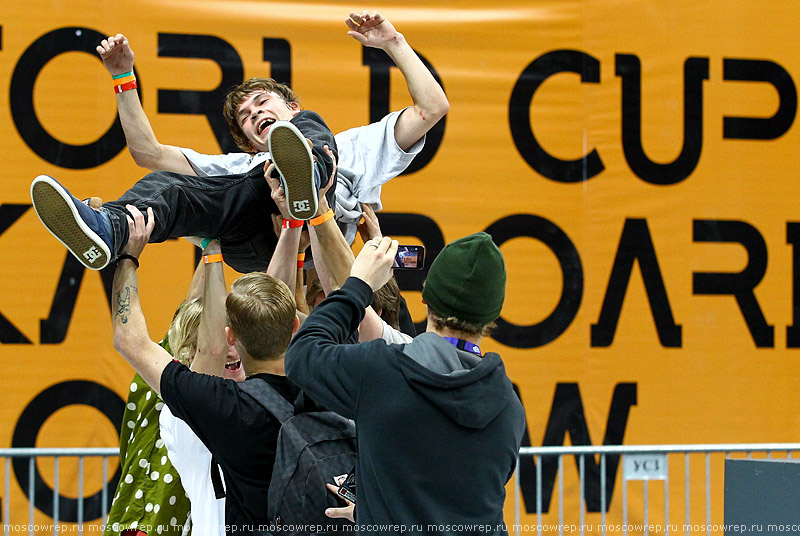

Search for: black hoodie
xmin=286 ymin=277 xmax=526 ymax=535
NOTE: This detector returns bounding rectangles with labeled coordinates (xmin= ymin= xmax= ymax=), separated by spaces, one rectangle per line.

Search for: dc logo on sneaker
xmin=293 ymin=200 xmax=311 ymax=212
xmin=83 ymin=246 xmax=103 ymax=263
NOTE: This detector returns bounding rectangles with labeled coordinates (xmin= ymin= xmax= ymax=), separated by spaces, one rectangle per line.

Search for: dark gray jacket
xmin=286 ymin=277 xmax=526 ymax=535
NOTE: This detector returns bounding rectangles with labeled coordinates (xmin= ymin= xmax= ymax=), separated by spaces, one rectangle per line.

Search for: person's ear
xmin=293 ymin=315 xmax=300 ymax=334
xmin=288 ymin=101 xmax=301 ymax=115
xmin=225 ymin=326 xmax=236 ymax=346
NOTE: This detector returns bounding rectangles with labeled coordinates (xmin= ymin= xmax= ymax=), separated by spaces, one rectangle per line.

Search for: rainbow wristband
xmin=113 ymin=74 xmax=136 ymax=87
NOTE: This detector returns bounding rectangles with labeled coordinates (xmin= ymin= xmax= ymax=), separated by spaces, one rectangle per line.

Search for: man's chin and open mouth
xmin=225 ymin=359 xmax=242 ymax=372
xmin=257 ymin=118 xmax=276 ymax=136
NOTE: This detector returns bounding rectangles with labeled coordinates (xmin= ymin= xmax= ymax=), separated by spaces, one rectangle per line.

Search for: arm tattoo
xmin=115 ymin=286 xmax=136 ymax=324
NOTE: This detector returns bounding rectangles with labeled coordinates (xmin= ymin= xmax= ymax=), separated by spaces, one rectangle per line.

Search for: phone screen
xmin=393 ymin=245 xmax=425 ymax=270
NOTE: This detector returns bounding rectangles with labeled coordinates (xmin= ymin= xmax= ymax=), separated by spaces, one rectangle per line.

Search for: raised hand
xmin=357 ymin=202 xmax=382 ymax=243
xmin=96 ymin=34 xmax=135 ymax=76
xmin=123 ymin=205 xmax=154 ymax=259
xmin=345 ymin=11 xmax=400 ymax=50
xmin=351 ymin=236 xmax=398 ymax=292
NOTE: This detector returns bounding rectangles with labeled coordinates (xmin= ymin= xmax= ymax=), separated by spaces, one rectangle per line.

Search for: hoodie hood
xmin=396 ymin=332 xmax=516 ymax=429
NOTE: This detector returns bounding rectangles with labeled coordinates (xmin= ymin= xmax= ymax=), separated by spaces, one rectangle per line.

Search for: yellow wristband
xmin=203 ymin=253 xmax=223 ymax=264
xmin=297 ymin=253 xmax=306 ymax=261
xmin=309 ymin=209 xmax=334 ymax=226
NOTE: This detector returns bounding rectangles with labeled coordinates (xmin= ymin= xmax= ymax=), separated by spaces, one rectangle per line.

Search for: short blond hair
xmin=226 ymin=273 xmax=296 ymax=360
xmin=167 ymin=298 xmax=203 ymax=366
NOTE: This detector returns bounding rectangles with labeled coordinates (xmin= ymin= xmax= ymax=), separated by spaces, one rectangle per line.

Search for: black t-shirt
xmin=160 ymin=360 xmax=300 ymax=535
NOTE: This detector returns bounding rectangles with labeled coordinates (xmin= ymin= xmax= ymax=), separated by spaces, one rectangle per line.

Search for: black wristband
xmin=117 ymin=254 xmax=139 ymax=269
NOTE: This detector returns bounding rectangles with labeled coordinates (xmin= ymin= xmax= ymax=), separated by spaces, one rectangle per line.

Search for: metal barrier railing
xmin=0 ymin=448 xmax=118 ymax=536
xmin=4 ymin=444 xmax=800 ymax=535
xmin=513 ymin=444 xmax=800 ymax=536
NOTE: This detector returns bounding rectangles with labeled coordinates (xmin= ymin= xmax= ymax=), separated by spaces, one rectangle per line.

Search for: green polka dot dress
xmin=105 ymin=340 xmax=191 ymax=535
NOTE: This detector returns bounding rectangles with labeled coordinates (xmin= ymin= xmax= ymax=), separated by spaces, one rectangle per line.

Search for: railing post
xmin=558 ymin=455 xmax=564 ymax=536
xmin=705 ymin=453 xmax=711 ymax=536
xmin=579 ymin=454 xmax=585 ymax=536
xmin=27 ymin=457 xmax=34 ymax=536
xmin=54 ymin=456 xmax=60 ymax=533
xmin=685 ymin=453 xmax=690 ymax=535
xmin=4 ymin=457 xmax=9 ymax=536
xmin=536 ymin=455 xmax=542 ymax=536
xmin=102 ymin=456 xmax=109 ymax=521
xmin=601 ymin=454 xmax=607 ymax=536
xmin=515 ymin=455 xmax=520 ymax=536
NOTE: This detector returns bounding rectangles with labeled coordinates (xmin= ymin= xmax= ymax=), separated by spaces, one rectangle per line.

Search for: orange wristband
xmin=113 ymin=74 xmax=136 ymax=87
xmin=309 ymin=209 xmax=334 ymax=226
xmin=203 ymin=253 xmax=223 ymax=264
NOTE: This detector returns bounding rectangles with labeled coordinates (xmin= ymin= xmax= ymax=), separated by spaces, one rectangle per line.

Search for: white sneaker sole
xmin=269 ymin=121 xmax=317 ymax=220
xmin=30 ymin=175 xmax=111 ymax=270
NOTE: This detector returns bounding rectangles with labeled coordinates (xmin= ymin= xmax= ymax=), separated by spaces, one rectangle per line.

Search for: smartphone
xmin=335 ymin=468 xmax=357 ymax=504
xmin=393 ymin=245 xmax=425 ymax=270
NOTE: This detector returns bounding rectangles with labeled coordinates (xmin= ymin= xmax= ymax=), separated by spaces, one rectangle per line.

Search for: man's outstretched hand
xmin=325 ymin=483 xmax=355 ymax=523
xmin=345 ymin=11 xmax=401 ymax=50
xmin=97 ymin=34 xmax=135 ymax=76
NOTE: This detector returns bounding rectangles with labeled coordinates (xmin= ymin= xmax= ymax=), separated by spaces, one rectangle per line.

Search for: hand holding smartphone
xmin=334 ymin=469 xmax=357 ymax=503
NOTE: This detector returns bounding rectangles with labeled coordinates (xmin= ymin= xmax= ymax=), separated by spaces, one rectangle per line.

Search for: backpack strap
xmin=238 ymin=378 xmax=295 ymax=424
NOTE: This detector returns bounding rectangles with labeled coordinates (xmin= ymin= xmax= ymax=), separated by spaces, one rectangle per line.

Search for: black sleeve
xmin=159 ymin=361 xmax=271 ymax=465
xmin=284 ymin=277 xmax=380 ymax=419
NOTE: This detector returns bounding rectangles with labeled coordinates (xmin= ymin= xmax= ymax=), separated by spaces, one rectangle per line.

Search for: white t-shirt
xmin=180 ymin=110 xmax=425 ymax=243
xmin=382 ymin=318 xmax=414 ymax=344
xmin=159 ymin=405 xmax=226 ymax=536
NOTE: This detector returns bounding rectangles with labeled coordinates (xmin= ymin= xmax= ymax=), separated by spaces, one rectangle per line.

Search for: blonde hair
xmin=167 ymin=298 xmax=203 ymax=366
xmin=226 ymin=273 xmax=296 ymax=360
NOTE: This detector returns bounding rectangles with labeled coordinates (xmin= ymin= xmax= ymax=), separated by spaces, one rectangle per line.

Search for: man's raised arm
xmin=97 ymin=34 xmax=195 ymax=174
xmin=111 ymin=205 xmax=174 ymax=396
xmin=347 ymin=12 xmax=450 ymax=151
xmin=188 ymin=239 xmax=230 ymax=377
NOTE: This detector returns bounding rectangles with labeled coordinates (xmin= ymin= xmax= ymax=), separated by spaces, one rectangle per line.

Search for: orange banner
xmin=1 ymin=0 xmax=799 ymax=530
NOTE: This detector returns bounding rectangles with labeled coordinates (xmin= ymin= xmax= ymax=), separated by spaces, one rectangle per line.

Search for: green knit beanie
xmin=422 ymin=232 xmax=506 ymax=325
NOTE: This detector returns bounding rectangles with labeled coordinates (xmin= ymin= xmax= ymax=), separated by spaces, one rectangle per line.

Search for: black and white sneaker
xmin=268 ymin=121 xmax=318 ymax=220
xmin=31 ymin=175 xmax=114 ymax=270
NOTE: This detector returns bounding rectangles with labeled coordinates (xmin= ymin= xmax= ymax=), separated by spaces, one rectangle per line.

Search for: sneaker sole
xmin=31 ymin=175 xmax=111 ymax=270
xmin=269 ymin=122 xmax=317 ymax=220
